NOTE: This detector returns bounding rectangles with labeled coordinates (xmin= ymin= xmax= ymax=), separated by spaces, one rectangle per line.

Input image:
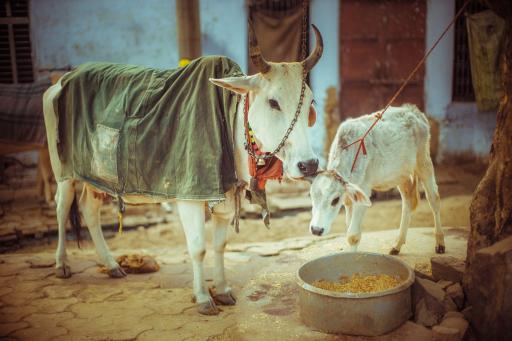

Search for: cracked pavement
xmin=0 ymin=169 xmax=476 ymax=340
xmin=0 ymin=224 xmax=470 ymax=341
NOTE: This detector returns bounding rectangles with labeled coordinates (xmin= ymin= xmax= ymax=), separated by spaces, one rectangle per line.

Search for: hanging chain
xmin=244 ymin=0 xmax=310 ymax=161
xmin=300 ymin=0 xmax=308 ymax=61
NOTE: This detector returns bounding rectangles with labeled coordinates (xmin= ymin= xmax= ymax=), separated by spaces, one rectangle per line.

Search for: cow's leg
xmin=346 ymin=204 xmax=368 ymax=252
xmin=210 ymin=196 xmax=236 ymax=306
xmin=390 ymin=181 xmax=415 ymax=255
xmin=39 ymin=149 xmax=53 ymax=206
xmin=418 ymin=157 xmax=445 ymax=253
xmin=55 ymin=180 xmax=74 ymax=278
xmin=36 ymin=157 xmax=44 ymax=200
xmin=176 ymin=200 xmax=218 ymax=315
xmin=80 ymin=185 xmax=125 ymax=278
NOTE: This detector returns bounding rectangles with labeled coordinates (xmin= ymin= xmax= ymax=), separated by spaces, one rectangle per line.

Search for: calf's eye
xmin=269 ymin=99 xmax=281 ymax=111
xmin=331 ymin=197 xmax=340 ymax=206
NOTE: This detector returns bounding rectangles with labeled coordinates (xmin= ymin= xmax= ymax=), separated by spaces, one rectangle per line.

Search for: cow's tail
xmin=69 ymin=194 xmax=82 ymax=248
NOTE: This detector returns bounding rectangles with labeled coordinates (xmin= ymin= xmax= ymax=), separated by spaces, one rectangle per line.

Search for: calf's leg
xmin=390 ymin=180 xmax=415 ymax=255
xmin=417 ymin=158 xmax=445 ymax=253
xmin=55 ymin=180 xmax=74 ymax=278
xmin=210 ymin=197 xmax=236 ymax=306
xmin=344 ymin=202 xmax=353 ymax=229
xmin=346 ymin=205 xmax=367 ymax=252
xmin=176 ymin=200 xmax=219 ymax=315
xmin=80 ymin=185 xmax=125 ymax=278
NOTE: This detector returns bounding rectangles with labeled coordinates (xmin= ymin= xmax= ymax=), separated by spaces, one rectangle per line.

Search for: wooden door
xmin=339 ymin=0 xmax=426 ymax=119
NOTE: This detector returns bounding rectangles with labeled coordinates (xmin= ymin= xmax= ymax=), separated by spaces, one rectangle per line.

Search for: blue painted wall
xmin=200 ymin=0 xmax=248 ymax=73
xmin=31 ymin=0 xmax=179 ymax=69
xmin=310 ymin=0 xmax=339 ymax=161
xmin=30 ymin=0 xmax=334 ymax=157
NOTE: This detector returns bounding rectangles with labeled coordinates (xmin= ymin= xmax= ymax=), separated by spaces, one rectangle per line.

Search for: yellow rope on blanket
xmin=117 ymin=211 xmax=123 ymax=235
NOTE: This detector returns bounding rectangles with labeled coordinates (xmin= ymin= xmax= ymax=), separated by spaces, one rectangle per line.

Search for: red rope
xmin=344 ymin=0 xmax=471 ymax=173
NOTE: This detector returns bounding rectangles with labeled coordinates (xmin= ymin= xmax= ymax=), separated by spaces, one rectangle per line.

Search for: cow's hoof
xmin=107 ymin=266 xmax=127 ymax=278
xmin=435 ymin=245 xmax=446 ymax=254
xmin=197 ymin=299 xmax=220 ymax=315
xmin=213 ymin=291 xmax=237 ymax=306
xmin=389 ymin=248 xmax=400 ymax=255
xmin=55 ymin=265 xmax=72 ymax=278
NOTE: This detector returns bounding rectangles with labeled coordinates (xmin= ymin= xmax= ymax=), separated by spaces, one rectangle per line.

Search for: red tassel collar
xmin=244 ymin=96 xmax=283 ymax=190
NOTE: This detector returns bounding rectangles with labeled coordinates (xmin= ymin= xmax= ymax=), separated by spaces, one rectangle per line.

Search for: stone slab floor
xmin=0 ymin=226 xmax=468 ymax=341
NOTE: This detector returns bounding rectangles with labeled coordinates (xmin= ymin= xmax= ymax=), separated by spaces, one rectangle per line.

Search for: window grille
xmin=0 ymin=0 xmax=33 ymax=84
xmin=248 ymin=0 xmax=305 ymax=12
xmin=452 ymin=0 xmax=488 ymax=102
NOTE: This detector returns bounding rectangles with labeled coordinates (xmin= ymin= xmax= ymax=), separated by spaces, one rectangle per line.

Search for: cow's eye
xmin=269 ymin=99 xmax=281 ymax=111
xmin=331 ymin=197 xmax=340 ymax=206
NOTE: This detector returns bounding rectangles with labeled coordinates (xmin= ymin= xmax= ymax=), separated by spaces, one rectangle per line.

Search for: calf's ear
xmin=342 ymin=182 xmax=371 ymax=207
xmin=209 ymin=74 xmax=260 ymax=95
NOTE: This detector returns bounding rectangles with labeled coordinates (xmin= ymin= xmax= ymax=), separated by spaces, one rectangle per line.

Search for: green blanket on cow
xmin=55 ymin=56 xmax=243 ymax=200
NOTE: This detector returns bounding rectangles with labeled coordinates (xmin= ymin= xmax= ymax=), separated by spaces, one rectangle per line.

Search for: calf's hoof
xmin=435 ymin=244 xmax=446 ymax=254
xmin=197 ymin=299 xmax=220 ymax=315
xmin=55 ymin=265 xmax=72 ymax=278
xmin=107 ymin=266 xmax=127 ymax=278
xmin=213 ymin=291 xmax=237 ymax=306
xmin=389 ymin=247 xmax=400 ymax=255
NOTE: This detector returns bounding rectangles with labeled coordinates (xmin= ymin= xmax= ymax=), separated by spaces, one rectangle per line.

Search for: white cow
xmin=43 ymin=26 xmax=323 ymax=315
xmin=309 ymin=104 xmax=445 ymax=255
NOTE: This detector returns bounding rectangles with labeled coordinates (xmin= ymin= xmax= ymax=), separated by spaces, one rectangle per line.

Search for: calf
xmin=309 ymin=104 xmax=445 ymax=254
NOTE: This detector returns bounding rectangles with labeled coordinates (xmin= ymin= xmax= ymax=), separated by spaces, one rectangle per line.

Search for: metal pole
xmin=176 ymin=0 xmax=202 ymax=66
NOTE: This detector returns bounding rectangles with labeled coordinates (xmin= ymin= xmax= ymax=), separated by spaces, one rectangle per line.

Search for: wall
xmin=29 ymin=0 xmax=494 ymax=161
xmin=425 ymin=0 xmax=496 ymax=161
xmin=425 ymin=0 xmax=455 ymax=120
xmin=200 ymin=0 xmax=247 ymax=73
xmin=310 ymin=0 xmax=339 ymax=161
xmin=29 ymin=0 xmax=334 ymax=161
xmin=30 ymin=0 xmax=179 ymax=70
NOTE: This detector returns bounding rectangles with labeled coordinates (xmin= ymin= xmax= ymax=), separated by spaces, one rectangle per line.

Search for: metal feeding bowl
xmin=297 ymin=252 xmax=415 ymax=336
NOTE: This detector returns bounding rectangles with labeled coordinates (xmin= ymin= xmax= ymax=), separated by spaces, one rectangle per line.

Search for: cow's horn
xmin=302 ymin=24 xmax=324 ymax=73
xmin=248 ymin=20 xmax=271 ymax=74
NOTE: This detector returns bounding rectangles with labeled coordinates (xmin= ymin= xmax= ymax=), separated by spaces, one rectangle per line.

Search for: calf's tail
xmin=410 ymin=174 xmax=420 ymax=211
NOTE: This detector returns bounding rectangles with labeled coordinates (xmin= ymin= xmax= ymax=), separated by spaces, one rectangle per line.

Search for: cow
xmin=309 ymin=104 xmax=445 ymax=255
xmin=0 ymin=76 xmax=61 ymax=206
xmin=0 ymin=145 xmax=53 ymax=205
xmin=42 ymin=26 xmax=323 ymax=315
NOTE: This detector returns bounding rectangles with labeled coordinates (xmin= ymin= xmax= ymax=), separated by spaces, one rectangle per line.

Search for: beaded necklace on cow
xmin=243 ymin=0 xmax=309 ymax=191
xmin=335 ymin=0 xmax=472 ymax=178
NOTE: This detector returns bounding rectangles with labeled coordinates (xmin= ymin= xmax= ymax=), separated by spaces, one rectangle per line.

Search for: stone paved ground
xmin=0 ymin=226 xmax=467 ymax=341
xmin=0 ymin=162 xmax=478 ymax=340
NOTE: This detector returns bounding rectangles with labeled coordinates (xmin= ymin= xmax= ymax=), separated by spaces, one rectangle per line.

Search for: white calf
xmin=309 ymin=104 xmax=445 ymax=254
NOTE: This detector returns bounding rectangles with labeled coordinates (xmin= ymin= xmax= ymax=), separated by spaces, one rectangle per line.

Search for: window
xmin=0 ymin=0 xmax=33 ymax=84
xmin=452 ymin=0 xmax=488 ymax=101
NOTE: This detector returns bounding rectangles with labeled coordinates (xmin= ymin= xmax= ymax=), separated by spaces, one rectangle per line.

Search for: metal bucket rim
xmin=296 ymin=251 xmax=415 ymax=299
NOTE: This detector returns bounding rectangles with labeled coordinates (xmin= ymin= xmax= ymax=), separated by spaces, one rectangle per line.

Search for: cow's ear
xmin=342 ymin=182 xmax=371 ymax=207
xmin=308 ymin=104 xmax=317 ymax=127
xmin=209 ymin=74 xmax=259 ymax=95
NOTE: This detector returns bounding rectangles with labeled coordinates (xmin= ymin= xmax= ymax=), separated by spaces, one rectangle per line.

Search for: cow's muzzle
xmin=297 ymin=158 xmax=319 ymax=177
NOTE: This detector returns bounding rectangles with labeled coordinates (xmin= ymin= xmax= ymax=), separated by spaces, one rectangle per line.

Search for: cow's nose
xmin=311 ymin=226 xmax=324 ymax=236
xmin=298 ymin=158 xmax=319 ymax=176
